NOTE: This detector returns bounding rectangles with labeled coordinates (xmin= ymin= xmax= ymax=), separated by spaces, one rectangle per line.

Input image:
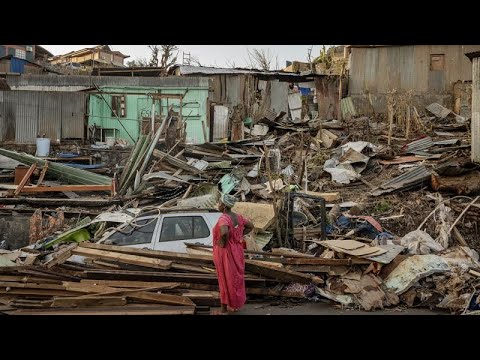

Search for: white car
xmin=97 ymin=209 xmax=222 ymax=253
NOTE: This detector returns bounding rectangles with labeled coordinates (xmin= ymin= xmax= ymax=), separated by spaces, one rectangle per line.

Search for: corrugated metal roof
xmin=402 ymin=137 xmax=434 ymax=153
xmin=371 ymin=165 xmax=432 ymax=196
xmin=172 ymin=65 xmax=315 ymax=78
xmin=6 ymin=75 xmax=210 ymax=90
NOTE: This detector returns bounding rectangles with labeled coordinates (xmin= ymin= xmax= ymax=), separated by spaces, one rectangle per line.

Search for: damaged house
xmin=1 ymin=74 xmax=209 ymax=145
xmin=169 ymin=65 xmax=345 ymax=138
xmin=346 ymin=45 xmax=480 ymax=117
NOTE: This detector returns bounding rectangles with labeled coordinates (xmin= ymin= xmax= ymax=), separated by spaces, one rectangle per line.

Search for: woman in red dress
xmin=212 ymin=194 xmax=254 ymax=315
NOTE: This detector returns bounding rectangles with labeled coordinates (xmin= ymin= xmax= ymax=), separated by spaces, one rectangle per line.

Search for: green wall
xmin=88 ymin=86 xmax=209 ymax=145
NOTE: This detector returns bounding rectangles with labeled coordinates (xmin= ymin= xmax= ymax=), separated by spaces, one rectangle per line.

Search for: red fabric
xmin=213 ymin=213 xmax=247 ymax=310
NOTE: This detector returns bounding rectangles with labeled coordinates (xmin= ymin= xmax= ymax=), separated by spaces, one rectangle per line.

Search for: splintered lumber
xmin=79 ymin=279 xmax=182 ymax=289
xmin=51 ymin=296 xmax=127 ymax=308
xmin=170 ymin=263 xmax=214 ymax=274
xmin=83 ymin=269 xmax=267 ymax=286
xmin=19 ymin=184 xmax=114 ymax=195
xmin=152 ymin=149 xmax=202 ymax=174
xmin=44 ymin=243 xmax=78 ymax=269
xmin=0 ymin=197 xmax=120 ymax=207
xmin=14 ymin=163 xmax=37 ymax=196
xmin=6 ymin=305 xmax=196 ymax=315
xmin=0 ymin=275 xmax=63 ymax=284
xmin=244 ymin=260 xmax=324 ymax=285
xmin=0 ymin=148 xmax=112 ymax=186
xmin=72 ymin=247 xmax=172 ymax=270
xmin=79 ymin=242 xmax=213 ymax=265
xmin=300 ymin=191 xmax=340 ymax=202
xmin=125 ymin=291 xmax=195 ymax=306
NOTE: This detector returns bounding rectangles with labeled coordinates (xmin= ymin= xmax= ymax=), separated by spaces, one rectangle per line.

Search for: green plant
xmin=374 ymin=201 xmax=392 ymax=214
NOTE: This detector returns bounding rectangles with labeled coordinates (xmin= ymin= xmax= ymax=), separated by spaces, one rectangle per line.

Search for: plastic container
xmin=35 ymin=138 xmax=50 ymax=157
xmin=105 ymin=136 xmax=115 ymax=146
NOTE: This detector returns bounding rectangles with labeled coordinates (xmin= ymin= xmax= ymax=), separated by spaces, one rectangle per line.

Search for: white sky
xmin=41 ymin=45 xmax=330 ymax=68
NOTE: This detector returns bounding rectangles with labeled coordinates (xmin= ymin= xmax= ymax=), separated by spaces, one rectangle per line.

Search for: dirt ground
xmin=211 ymin=301 xmax=447 ymax=315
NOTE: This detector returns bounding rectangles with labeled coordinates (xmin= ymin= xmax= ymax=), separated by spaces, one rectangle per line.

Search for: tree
xmin=158 ymin=45 xmax=179 ymax=72
xmin=126 ymin=58 xmax=149 ymax=67
xmin=148 ymin=45 xmax=160 ymax=67
xmin=247 ymin=48 xmax=278 ymax=70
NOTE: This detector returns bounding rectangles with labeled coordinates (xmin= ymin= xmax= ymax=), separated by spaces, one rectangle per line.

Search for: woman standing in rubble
xmin=212 ymin=194 xmax=254 ymax=315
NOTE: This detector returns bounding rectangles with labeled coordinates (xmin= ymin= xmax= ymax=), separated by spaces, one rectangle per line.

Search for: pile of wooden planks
xmin=0 ymin=242 xmax=325 ymax=315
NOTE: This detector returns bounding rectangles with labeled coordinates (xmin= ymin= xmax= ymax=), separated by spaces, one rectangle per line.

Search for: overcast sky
xmin=41 ymin=45 xmax=328 ymax=68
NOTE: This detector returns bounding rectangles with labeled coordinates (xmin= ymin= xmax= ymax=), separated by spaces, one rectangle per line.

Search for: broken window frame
xmin=111 ymin=95 xmax=127 ymax=118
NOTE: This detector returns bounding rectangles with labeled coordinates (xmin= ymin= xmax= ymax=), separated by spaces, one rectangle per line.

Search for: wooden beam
xmin=37 ymin=161 xmax=48 ymax=185
xmin=14 ymin=163 xmax=37 ymax=196
xmin=51 ymin=296 xmax=127 ymax=308
xmin=44 ymin=243 xmax=78 ymax=269
xmin=7 ymin=305 xmax=196 ymax=315
xmin=80 ymin=279 xmax=181 ymax=289
xmin=79 ymin=242 xmax=213 ymax=265
xmin=244 ymin=260 xmax=324 ymax=285
xmin=72 ymin=247 xmax=172 ymax=270
xmin=20 ymin=184 xmax=113 ymax=195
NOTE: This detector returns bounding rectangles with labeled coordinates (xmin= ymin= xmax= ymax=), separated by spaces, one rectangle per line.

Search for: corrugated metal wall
xmin=472 ymin=57 xmax=480 ymax=163
xmin=88 ymin=86 xmax=209 ymax=145
xmin=0 ymin=91 xmax=86 ymax=144
xmin=315 ymin=77 xmax=340 ymax=120
xmin=349 ymin=45 xmax=480 ymax=95
xmin=6 ymin=74 xmax=210 ymax=91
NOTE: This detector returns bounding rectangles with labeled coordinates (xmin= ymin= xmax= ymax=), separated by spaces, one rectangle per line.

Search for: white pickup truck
xmin=97 ymin=209 xmax=222 ymax=253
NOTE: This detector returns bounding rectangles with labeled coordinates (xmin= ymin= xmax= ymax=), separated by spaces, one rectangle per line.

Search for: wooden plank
xmin=79 ymin=242 xmax=213 ymax=265
xmin=126 ymin=291 xmax=195 ymax=306
xmin=83 ymin=269 xmax=267 ymax=286
xmin=170 ymin=263 xmax=214 ymax=274
xmin=245 ymin=260 xmax=323 ymax=285
xmin=7 ymin=305 xmax=196 ymax=315
xmin=0 ymin=275 xmax=63 ymax=284
xmin=72 ymin=247 xmax=172 ymax=270
xmin=299 ymin=191 xmax=340 ymax=202
xmin=0 ymin=288 xmax=83 ymax=297
xmin=379 ymin=156 xmax=423 ymax=165
xmin=80 ymin=279 xmax=181 ymax=289
xmin=20 ymin=184 xmax=113 ymax=194
xmin=51 ymin=296 xmax=127 ymax=308
xmin=37 ymin=161 xmax=48 ymax=185
xmin=44 ymin=243 xmax=78 ymax=269
xmin=14 ymin=163 xmax=37 ymax=196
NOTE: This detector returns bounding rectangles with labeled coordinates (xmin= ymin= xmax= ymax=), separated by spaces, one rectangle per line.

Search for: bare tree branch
xmin=225 ymin=58 xmax=236 ymax=68
xmin=247 ymin=48 xmax=277 ymax=70
xmin=127 ymin=57 xmax=149 ymax=67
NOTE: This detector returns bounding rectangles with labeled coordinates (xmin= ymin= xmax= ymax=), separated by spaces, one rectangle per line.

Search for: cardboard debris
xmin=317 ymin=240 xmax=387 ymax=258
xmin=232 ymin=202 xmax=275 ymax=230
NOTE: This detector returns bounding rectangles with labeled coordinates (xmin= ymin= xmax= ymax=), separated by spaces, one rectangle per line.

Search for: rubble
xmin=1 ymin=72 xmax=480 ymax=316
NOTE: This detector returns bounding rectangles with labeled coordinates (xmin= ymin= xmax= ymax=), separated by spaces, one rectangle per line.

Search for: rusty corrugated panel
xmin=14 ymin=91 xmax=38 ymax=144
xmin=61 ymin=92 xmax=86 ymax=139
xmin=402 ymin=137 xmax=434 ymax=153
xmin=38 ymin=92 xmax=62 ymax=141
xmin=371 ymin=166 xmax=432 ymax=196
